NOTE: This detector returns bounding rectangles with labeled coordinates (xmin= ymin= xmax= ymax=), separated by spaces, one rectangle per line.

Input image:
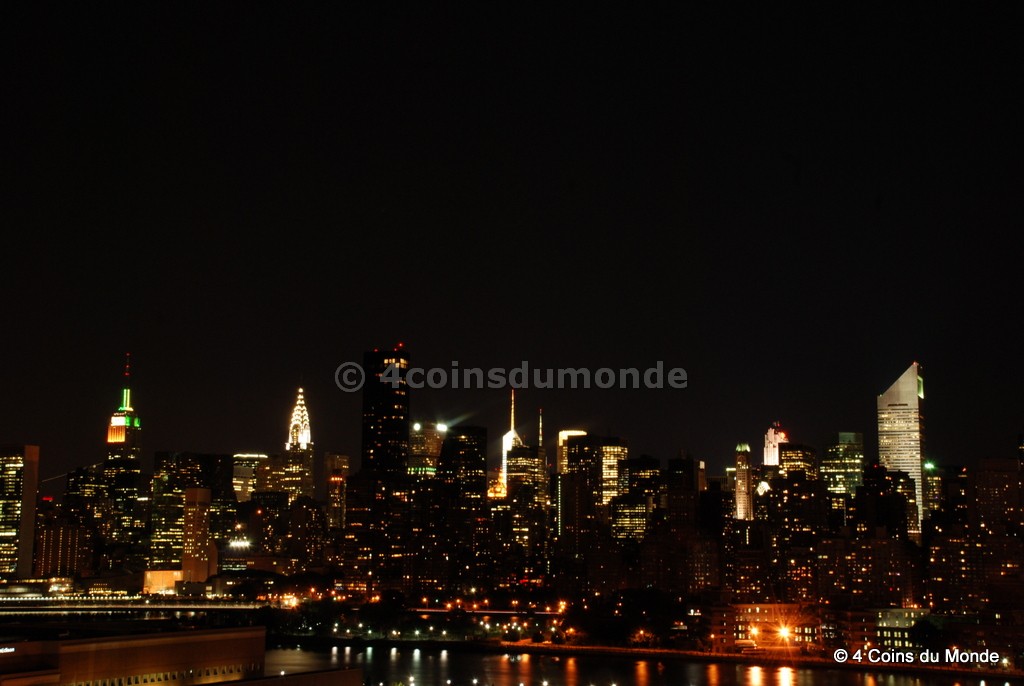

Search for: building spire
xmin=510 ymin=388 xmax=516 ymax=434
xmin=287 ymin=387 xmax=312 ymax=451
xmin=119 ymin=352 xmax=133 ymax=411
xmin=108 ymin=352 xmax=139 ymax=444
xmin=537 ymin=407 xmax=543 ymax=447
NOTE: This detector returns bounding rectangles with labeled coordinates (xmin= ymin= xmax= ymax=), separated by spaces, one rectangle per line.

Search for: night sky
xmin=4 ymin=6 xmax=1021 ymax=496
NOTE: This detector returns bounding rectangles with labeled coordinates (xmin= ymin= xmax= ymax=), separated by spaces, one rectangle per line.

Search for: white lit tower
xmin=734 ymin=444 xmax=753 ymax=520
xmin=502 ymin=390 xmax=524 ymax=483
xmin=763 ymin=422 xmax=788 ymax=477
xmin=279 ymin=387 xmax=314 ymax=503
xmin=878 ymin=362 xmax=925 ymax=539
xmin=493 ymin=389 xmax=524 ymax=497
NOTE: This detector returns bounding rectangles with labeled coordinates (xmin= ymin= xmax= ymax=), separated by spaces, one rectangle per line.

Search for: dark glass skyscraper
xmin=436 ymin=425 xmax=490 ymax=589
xmin=360 ymin=345 xmax=410 ymax=475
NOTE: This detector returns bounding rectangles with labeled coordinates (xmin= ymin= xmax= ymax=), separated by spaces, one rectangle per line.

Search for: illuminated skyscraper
xmin=0 ymin=444 xmax=39 ymax=579
xmin=232 ymin=453 xmax=267 ymax=503
xmin=182 ymin=487 xmax=217 ymax=583
xmin=821 ymin=432 xmax=864 ymax=496
xmin=103 ymin=354 xmax=144 ymax=544
xmin=280 ymin=387 xmax=314 ymax=503
xmin=149 ymin=452 xmax=235 ymax=569
xmin=324 ymin=453 xmax=350 ymax=530
xmin=779 ymin=442 xmax=817 ymax=479
xmin=287 ymin=387 xmax=312 ymax=451
xmin=500 ymin=409 xmax=550 ymax=575
xmin=877 ymin=362 xmax=925 ymax=537
xmin=505 ymin=409 xmax=549 ymax=509
xmin=501 ymin=390 xmax=524 ymax=489
xmin=734 ymin=444 xmax=753 ymax=520
xmin=565 ymin=435 xmax=629 ymax=507
xmin=922 ymin=461 xmax=943 ymax=517
xmin=610 ymin=454 xmax=661 ymax=541
xmin=34 ymin=501 xmax=93 ymax=578
xmin=409 ymin=422 xmax=446 ymax=478
xmin=763 ymin=422 xmax=787 ymax=469
xmin=556 ymin=430 xmax=587 ymax=474
xmin=361 ymin=345 xmax=410 ymax=475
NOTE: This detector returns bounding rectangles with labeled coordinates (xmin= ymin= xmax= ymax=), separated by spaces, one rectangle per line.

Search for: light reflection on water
xmin=264 ymin=647 xmax=1012 ymax=686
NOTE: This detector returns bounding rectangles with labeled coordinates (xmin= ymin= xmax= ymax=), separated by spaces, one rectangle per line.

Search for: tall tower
xmin=734 ymin=443 xmax=753 ymax=521
xmin=0 ymin=445 xmax=39 ymax=579
xmin=878 ymin=362 xmax=925 ymax=537
xmin=505 ymin=410 xmax=549 ymax=510
xmin=324 ymin=453 xmax=350 ymax=529
xmin=763 ymin=422 xmax=787 ymax=469
xmin=360 ymin=344 xmax=411 ymax=475
xmin=437 ymin=425 xmax=490 ymax=588
xmin=501 ymin=389 xmax=524 ymax=489
xmin=104 ymin=353 xmax=144 ymax=544
xmin=279 ymin=387 xmax=314 ymax=503
xmin=182 ymin=487 xmax=217 ymax=583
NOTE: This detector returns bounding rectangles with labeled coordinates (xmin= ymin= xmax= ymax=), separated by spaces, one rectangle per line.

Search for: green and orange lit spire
xmin=107 ymin=352 xmax=141 ymax=445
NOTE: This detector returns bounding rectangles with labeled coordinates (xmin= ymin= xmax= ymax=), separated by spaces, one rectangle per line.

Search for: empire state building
xmin=103 ymin=353 xmax=144 ymax=544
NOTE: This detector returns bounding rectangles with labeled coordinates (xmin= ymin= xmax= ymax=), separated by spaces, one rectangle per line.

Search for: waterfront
xmin=1 ymin=604 xmax=1017 ymax=686
xmin=265 ymin=645 xmax=1020 ymax=686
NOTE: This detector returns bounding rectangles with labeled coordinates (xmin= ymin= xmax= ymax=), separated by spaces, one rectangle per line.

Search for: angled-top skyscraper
xmin=877 ymin=362 xmax=925 ymax=538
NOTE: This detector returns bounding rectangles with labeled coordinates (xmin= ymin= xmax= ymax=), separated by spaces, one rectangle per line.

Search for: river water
xmin=265 ymin=646 xmax=1016 ymax=686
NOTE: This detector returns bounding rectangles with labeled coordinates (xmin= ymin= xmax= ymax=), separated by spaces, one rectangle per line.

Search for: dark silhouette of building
xmin=435 ymin=425 xmax=490 ymax=590
xmin=360 ymin=345 xmax=410 ymax=476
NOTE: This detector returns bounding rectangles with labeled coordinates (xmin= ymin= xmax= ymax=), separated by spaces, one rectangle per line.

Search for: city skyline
xmin=3 ymin=6 xmax=1023 ymax=683
xmin=14 ymin=348 xmax=1021 ymax=502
